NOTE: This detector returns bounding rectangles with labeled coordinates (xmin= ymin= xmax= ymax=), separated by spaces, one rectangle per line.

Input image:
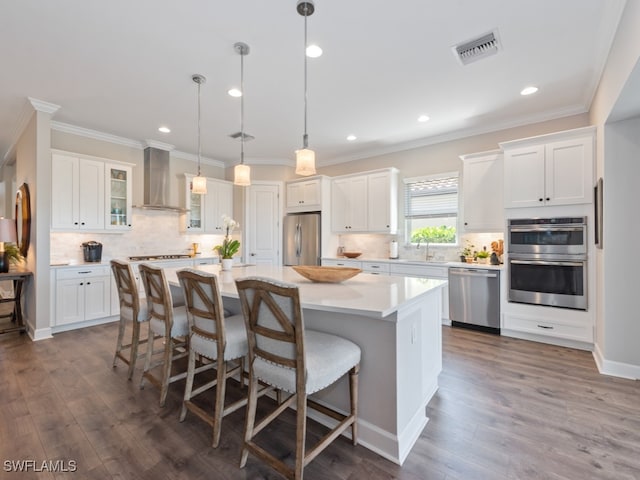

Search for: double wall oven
xmin=508 ymin=217 xmax=587 ymax=310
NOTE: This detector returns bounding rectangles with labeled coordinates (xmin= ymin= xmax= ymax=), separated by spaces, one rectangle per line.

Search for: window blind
xmin=404 ymin=174 xmax=459 ymax=218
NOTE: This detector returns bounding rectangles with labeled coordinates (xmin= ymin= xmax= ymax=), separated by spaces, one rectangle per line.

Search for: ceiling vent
xmin=229 ymin=131 xmax=255 ymax=141
xmin=453 ymin=30 xmax=501 ymax=66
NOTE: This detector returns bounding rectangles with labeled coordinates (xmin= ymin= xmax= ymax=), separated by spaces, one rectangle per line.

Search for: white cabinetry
xmin=501 ymin=127 xmax=595 ymax=208
xmin=183 ymin=175 xmax=234 ymax=233
xmin=105 ymin=164 xmax=133 ymax=230
xmin=331 ymin=168 xmax=398 ymax=233
xmin=388 ymin=263 xmax=449 ymax=322
xmin=460 ymin=150 xmax=504 ymax=232
xmin=54 ymin=266 xmax=111 ymax=329
xmin=367 ymin=169 xmax=398 ymax=234
xmin=361 ymin=261 xmax=390 ymax=275
xmin=321 ymin=258 xmax=363 ymax=269
xmin=331 ymin=175 xmax=368 ymax=232
xmin=51 ymin=152 xmax=105 ymax=230
xmin=286 ymin=177 xmax=327 ymax=212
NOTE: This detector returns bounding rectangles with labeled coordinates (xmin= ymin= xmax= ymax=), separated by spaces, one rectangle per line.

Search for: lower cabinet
xmin=388 ymin=263 xmax=450 ymax=323
xmin=54 ymin=266 xmax=112 ymax=330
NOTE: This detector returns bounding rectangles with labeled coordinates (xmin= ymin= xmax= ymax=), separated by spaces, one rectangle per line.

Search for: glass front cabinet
xmin=105 ymin=164 xmax=133 ymax=230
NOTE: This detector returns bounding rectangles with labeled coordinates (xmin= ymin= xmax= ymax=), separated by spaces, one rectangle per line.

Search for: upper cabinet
xmin=460 ymin=150 xmax=504 ymax=232
xmin=183 ymin=175 xmax=233 ymax=233
xmin=501 ymin=126 xmax=595 ymax=209
xmin=367 ymin=169 xmax=398 ymax=234
xmin=105 ymin=163 xmax=133 ymax=230
xmin=52 ymin=151 xmax=133 ymax=232
xmin=286 ymin=176 xmax=328 ymax=213
xmin=331 ymin=168 xmax=398 ymax=234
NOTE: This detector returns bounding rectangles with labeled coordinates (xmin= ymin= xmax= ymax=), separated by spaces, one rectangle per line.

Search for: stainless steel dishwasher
xmin=448 ymin=267 xmax=501 ymax=334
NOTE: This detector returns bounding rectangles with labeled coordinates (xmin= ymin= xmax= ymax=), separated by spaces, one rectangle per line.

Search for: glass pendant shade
xmin=234 ymin=163 xmax=251 ymax=186
xmin=295 ymin=148 xmax=316 ymax=176
xmin=191 ymin=175 xmax=207 ymax=195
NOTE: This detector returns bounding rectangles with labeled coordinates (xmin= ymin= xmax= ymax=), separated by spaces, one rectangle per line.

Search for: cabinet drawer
xmin=389 ymin=263 xmax=448 ymax=278
xmin=322 ymin=259 xmax=362 ymax=268
xmin=361 ymin=262 xmax=390 ymax=274
xmin=56 ymin=266 xmax=110 ymax=280
xmin=503 ymin=313 xmax=592 ymax=343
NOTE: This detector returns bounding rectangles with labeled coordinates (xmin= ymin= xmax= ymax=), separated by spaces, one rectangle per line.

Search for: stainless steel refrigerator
xmin=283 ymin=213 xmax=321 ymax=266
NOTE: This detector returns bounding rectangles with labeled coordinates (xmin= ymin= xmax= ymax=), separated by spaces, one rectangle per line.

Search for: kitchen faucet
xmin=416 ymin=240 xmax=433 ymax=261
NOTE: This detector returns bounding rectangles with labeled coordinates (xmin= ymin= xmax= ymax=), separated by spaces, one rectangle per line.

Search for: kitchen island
xmin=163 ymin=264 xmax=446 ymax=465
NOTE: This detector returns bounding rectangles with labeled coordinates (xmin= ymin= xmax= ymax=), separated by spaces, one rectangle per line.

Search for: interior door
xmin=246 ymin=182 xmax=281 ymax=265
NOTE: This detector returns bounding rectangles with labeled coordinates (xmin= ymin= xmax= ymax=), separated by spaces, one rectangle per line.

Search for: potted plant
xmin=4 ymin=243 xmax=24 ymax=269
xmin=214 ymin=215 xmax=240 ymax=271
xmin=460 ymin=240 xmax=475 ymax=263
xmin=476 ymin=249 xmax=490 ymax=264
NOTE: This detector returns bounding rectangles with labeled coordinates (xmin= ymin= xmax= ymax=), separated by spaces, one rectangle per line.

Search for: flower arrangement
xmin=214 ymin=215 xmax=240 ymax=259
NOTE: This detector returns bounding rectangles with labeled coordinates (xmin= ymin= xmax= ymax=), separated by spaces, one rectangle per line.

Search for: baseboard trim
xmin=593 ymin=343 xmax=640 ymax=380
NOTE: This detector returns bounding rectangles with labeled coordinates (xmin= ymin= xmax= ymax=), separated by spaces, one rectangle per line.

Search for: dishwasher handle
xmin=449 ymin=268 xmax=499 ymax=278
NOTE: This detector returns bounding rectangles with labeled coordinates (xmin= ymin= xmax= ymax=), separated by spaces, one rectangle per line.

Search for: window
xmin=404 ymin=173 xmax=459 ymax=244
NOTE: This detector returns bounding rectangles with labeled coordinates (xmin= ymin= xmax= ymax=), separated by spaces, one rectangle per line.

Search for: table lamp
xmin=0 ymin=217 xmax=17 ymax=273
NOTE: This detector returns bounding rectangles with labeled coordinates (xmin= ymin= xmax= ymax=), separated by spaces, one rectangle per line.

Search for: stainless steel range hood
xmin=134 ymin=146 xmax=187 ymax=212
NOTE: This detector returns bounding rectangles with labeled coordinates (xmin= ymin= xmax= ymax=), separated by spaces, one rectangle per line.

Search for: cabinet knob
xmin=539 ymin=198 xmax=543 ymax=202
xmin=74 ymin=222 xmax=79 ymax=225
xmin=546 ymin=197 xmax=550 ymax=201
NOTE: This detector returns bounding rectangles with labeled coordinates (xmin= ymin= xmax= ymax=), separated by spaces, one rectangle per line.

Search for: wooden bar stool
xmin=178 ymin=269 xmax=272 ymax=447
xmin=138 ymin=263 xmax=189 ymax=407
xmin=110 ymin=259 xmax=149 ymax=380
xmin=235 ymin=276 xmax=361 ymax=480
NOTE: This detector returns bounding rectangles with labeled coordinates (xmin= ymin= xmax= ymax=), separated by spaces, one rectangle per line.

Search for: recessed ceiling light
xmin=306 ymin=44 xmax=323 ymax=58
xmin=347 ymin=134 xmax=357 ymax=141
xmin=417 ymin=115 xmax=430 ymax=123
xmin=520 ymin=86 xmax=538 ymax=96
xmin=158 ymin=126 xmax=171 ymax=133
xmin=228 ymin=88 xmax=242 ymax=97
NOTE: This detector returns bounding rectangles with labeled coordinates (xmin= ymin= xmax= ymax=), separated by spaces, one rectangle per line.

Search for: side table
xmin=0 ymin=271 xmax=32 ymax=334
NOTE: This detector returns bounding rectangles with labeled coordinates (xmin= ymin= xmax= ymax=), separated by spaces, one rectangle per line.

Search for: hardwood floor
xmin=1 ymin=323 xmax=639 ymax=479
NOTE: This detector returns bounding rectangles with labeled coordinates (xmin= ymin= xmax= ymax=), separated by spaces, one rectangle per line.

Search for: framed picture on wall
xmin=594 ymin=177 xmax=603 ymax=249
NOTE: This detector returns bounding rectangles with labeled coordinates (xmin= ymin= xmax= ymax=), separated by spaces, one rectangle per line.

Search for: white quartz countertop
xmin=323 ymin=256 xmax=503 ymax=270
xmin=163 ymin=264 xmax=447 ymax=320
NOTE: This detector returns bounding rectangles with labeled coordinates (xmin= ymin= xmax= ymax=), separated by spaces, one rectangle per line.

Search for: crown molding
xmin=28 ymin=97 xmax=61 ymax=114
xmin=51 ymin=121 xmax=142 ymax=149
xmin=2 ymin=97 xmax=62 ymax=163
xmin=171 ymin=149 xmax=226 ymax=168
xmin=143 ymin=139 xmax=175 ymax=151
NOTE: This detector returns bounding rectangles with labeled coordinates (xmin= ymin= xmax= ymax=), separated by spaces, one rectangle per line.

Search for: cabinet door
xmin=204 ymin=179 xmax=234 ymax=233
xmin=331 ymin=178 xmax=351 ymax=232
xmin=367 ymin=171 xmax=397 ymax=233
xmin=184 ymin=175 xmax=204 ymax=232
xmin=105 ymin=164 xmax=132 ymax=230
xmin=504 ymin=145 xmax=545 ymax=208
xmin=348 ymin=176 xmax=368 ymax=231
xmin=55 ymin=278 xmax=85 ymax=326
xmin=545 ymin=136 xmax=593 ymax=206
xmin=83 ymin=276 xmax=111 ymax=320
xmin=78 ymin=159 xmax=105 ymax=230
xmin=462 ymin=153 xmax=504 ymax=231
xmin=51 ymin=154 xmax=80 ymax=230
xmin=286 ymin=182 xmax=303 ymax=208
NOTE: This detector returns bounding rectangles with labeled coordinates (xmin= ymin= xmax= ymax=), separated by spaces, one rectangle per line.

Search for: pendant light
xmin=295 ymin=0 xmax=317 ymax=176
xmin=191 ymin=74 xmax=207 ymax=194
xmin=234 ymin=42 xmax=251 ymax=187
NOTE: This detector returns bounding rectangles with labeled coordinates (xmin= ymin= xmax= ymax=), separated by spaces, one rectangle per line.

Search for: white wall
xmin=589 ymin=0 xmax=640 ymax=377
xmin=601 ymin=117 xmax=640 ymax=368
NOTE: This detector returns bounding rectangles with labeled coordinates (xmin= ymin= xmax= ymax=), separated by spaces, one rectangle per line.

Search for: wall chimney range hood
xmin=134 ymin=145 xmax=187 ymax=213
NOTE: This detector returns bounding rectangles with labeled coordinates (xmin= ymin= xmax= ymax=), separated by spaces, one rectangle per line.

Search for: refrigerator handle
xmin=295 ymin=223 xmax=301 ymax=257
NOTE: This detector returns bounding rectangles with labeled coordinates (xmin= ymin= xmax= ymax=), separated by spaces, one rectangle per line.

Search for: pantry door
xmin=245 ymin=182 xmax=282 ymax=266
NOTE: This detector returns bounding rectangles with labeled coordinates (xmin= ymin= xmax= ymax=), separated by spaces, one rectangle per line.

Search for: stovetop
xmin=128 ymin=254 xmax=192 ymax=261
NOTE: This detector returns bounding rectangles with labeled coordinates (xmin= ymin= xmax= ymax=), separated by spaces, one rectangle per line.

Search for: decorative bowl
xmin=292 ymin=265 xmax=362 ymax=283
xmin=342 ymin=252 xmax=362 ymax=258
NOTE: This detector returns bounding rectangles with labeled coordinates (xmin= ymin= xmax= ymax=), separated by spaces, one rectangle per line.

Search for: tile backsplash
xmin=336 ymin=232 xmax=504 ymax=261
xmin=50 ymin=210 xmax=231 ymax=264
